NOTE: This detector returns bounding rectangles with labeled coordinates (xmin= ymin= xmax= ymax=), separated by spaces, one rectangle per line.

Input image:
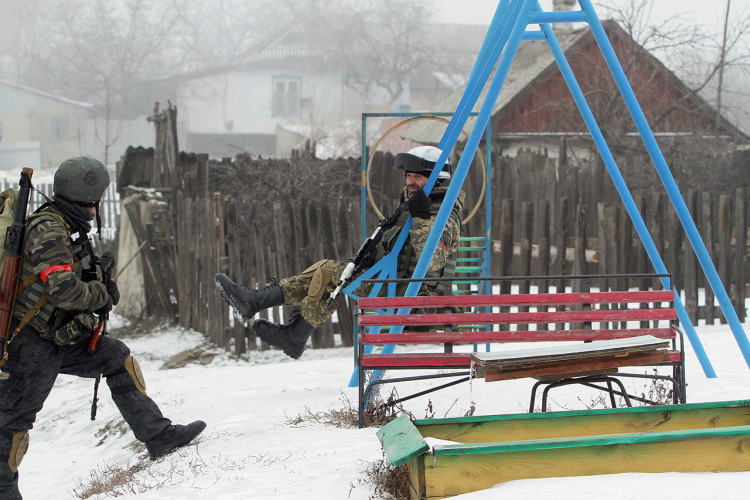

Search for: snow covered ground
xmin=19 ymin=313 xmax=750 ymax=500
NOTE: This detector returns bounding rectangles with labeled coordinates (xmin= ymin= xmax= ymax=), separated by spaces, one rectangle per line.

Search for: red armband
xmin=39 ymin=264 xmax=72 ymax=283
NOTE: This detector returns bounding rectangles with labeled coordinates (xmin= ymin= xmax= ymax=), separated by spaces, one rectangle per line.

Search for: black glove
xmin=101 ymin=251 xmax=116 ymax=274
xmin=407 ymin=189 xmax=432 ymax=219
xmin=95 ymin=294 xmax=113 ymax=316
xmin=106 ymin=280 xmax=120 ymax=306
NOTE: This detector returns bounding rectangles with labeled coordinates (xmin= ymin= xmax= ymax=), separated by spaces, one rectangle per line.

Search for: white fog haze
xmin=1 ymin=0 xmax=749 ymax=163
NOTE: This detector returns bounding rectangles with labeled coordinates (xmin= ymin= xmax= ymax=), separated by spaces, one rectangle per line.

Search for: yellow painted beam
xmin=421 ymin=431 xmax=750 ymax=498
xmin=416 ymin=403 xmax=750 ymax=444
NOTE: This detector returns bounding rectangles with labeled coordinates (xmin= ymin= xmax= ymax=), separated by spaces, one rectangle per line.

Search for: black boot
xmin=214 ymin=274 xmax=284 ymax=324
xmin=145 ymin=420 xmax=207 ymax=459
xmin=253 ymin=312 xmax=316 ymax=359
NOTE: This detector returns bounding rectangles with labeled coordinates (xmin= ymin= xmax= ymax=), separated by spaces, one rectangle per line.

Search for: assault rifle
xmin=0 ymin=168 xmax=34 ymax=367
xmin=89 ymin=247 xmax=114 ymax=420
xmin=325 ymin=203 xmax=407 ymax=308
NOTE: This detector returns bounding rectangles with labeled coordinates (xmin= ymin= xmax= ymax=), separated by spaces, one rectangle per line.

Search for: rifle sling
xmin=13 ymin=261 xmax=81 ymax=335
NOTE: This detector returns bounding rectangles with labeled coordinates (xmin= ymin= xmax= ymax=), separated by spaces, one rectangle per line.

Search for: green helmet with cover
xmin=53 ymin=157 xmax=110 ymax=203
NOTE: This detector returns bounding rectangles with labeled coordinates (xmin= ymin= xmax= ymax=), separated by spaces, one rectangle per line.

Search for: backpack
xmin=0 ymin=188 xmax=20 ymax=277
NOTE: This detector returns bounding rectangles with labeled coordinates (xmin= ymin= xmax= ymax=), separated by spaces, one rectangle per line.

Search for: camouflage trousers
xmin=280 ymin=260 xmax=349 ymax=327
xmin=279 ymin=259 xmax=441 ymax=327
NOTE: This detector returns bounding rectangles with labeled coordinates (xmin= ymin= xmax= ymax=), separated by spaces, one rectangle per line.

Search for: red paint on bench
xmin=358 ymin=308 xmax=676 ymax=327
xmin=359 ymin=290 xmax=674 ymax=309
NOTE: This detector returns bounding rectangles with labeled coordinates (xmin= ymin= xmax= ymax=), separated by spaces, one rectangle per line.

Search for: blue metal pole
xmin=347 ymin=0 xmax=525 ymax=388
xmin=579 ymin=0 xmax=745 ymax=372
xmin=536 ymin=5 xmax=716 ymax=377
xmin=402 ymin=0 xmax=537 ymax=305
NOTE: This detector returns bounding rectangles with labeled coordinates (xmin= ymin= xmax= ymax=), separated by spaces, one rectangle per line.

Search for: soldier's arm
xmin=25 ymin=220 xmax=108 ymax=312
xmin=410 ymin=214 xmax=461 ymax=272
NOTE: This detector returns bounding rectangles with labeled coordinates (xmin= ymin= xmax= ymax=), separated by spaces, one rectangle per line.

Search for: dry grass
xmin=72 ymin=461 xmax=151 ymax=498
xmin=286 ymin=390 xmax=412 ymax=429
xmin=360 ymin=453 xmax=411 ymax=500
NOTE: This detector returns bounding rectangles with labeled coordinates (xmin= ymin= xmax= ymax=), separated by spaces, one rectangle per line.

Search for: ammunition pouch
xmin=52 ymin=312 xmax=99 ymax=346
xmin=7 ymin=431 xmax=29 ymax=473
xmin=124 ymin=355 xmax=147 ymax=395
xmin=299 ymin=259 xmax=334 ymax=302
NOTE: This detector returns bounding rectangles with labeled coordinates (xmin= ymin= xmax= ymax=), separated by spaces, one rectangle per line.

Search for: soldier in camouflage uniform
xmin=0 ymin=157 xmax=205 ymax=500
xmin=216 ymin=146 xmax=464 ymax=359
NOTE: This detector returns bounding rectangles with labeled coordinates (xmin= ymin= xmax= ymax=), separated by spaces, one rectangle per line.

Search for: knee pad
xmin=299 ymin=259 xmax=334 ymax=302
xmin=7 ymin=431 xmax=28 ymax=473
xmin=124 ymin=356 xmax=147 ymax=396
xmin=109 ymin=355 xmax=147 ymax=396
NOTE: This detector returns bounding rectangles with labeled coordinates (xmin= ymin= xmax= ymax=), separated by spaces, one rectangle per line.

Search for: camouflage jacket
xmin=407 ymin=187 xmax=465 ymax=272
xmin=13 ymin=205 xmax=108 ymax=338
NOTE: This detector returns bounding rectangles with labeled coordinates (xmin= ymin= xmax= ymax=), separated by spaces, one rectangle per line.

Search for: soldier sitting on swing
xmin=215 ymin=146 xmax=465 ymax=359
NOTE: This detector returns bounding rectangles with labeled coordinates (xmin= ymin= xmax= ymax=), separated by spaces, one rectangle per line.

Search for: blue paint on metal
xmin=350 ymin=0 xmax=736 ymax=388
xmin=581 ymin=0 xmax=747 ymax=372
xmin=522 ymin=31 xmax=547 ymax=41
xmin=528 ymin=11 xmax=587 ymax=24
xmin=535 ymin=2 xmax=715 ymax=377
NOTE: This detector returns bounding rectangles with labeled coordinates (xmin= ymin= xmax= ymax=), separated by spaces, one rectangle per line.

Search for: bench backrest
xmin=358 ymin=290 xmax=677 ymax=345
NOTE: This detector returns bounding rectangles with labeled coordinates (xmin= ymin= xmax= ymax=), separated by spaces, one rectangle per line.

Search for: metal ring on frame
xmin=365 ymin=116 xmax=487 ymax=223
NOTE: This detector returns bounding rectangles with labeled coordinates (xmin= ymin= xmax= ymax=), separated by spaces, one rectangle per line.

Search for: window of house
xmin=53 ymin=118 xmax=69 ymax=141
xmin=272 ymin=76 xmax=301 ymax=117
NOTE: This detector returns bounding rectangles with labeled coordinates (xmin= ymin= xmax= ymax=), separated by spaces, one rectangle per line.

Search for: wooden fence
xmin=117 ymin=107 xmax=749 ymax=355
xmin=0 ymin=178 xmax=120 ymax=241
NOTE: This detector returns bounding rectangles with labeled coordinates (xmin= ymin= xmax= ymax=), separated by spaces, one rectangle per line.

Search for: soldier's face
xmin=405 ymin=173 xmax=428 ymax=196
xmin=87 ymin=197 xmax=103 ymax=218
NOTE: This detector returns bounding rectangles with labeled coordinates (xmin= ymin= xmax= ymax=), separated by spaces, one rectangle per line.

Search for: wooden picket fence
xmin=117 ymin=107 xmax=749 ymax=355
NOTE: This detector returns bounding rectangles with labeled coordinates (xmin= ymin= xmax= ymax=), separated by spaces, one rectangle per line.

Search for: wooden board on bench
xmin=471 ymin=335 xmax=670 ymax=382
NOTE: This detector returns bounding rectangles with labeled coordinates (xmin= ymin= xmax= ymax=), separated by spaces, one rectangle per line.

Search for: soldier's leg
xmin=60 ymin=336 xmax=205 ymax=459
xmin=60 ymin=336 xmax=170 ymax=442
xmin=0 ymin=327 xmax=62 ymax=499
xmin=254 ymin=261 xmax=347 ymax=358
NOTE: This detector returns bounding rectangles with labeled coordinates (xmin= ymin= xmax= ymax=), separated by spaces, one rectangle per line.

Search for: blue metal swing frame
xmin=346 ymin=0 xmax=750 ymax=386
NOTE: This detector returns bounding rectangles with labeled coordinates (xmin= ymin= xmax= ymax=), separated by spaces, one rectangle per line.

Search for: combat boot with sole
xmin=253 ymin=313 xmax=316 ymax=359
xmin=214 ymin=274 xmax=284 ymax=324
xmin=146 ymin=420 xmax=207 ymax=459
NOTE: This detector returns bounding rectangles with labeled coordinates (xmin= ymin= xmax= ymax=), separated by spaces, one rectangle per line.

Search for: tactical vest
xmin=13 ymin=211 xmax=86 ymax=335
xmin=378 ymin=191 xmax=462 ymax=296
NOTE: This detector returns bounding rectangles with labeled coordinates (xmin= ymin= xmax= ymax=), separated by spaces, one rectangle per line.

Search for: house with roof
xmin=0 ymin=80 xmax=92 ymax=170
xmin=402 ymin=19 xmax=747 ymax=168
xmin=137 ymin=11 xmax=487 ymax=159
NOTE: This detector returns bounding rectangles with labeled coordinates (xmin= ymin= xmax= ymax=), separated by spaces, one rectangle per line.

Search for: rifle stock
xmin=0 ymin=168 xmax=34 ymax=364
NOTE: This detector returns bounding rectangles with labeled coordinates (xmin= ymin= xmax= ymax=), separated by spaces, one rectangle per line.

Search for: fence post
xmin=734 ymin=188 xmax=746 ymax=322
xmin=719 ymin=194 xmax=732 ymax=324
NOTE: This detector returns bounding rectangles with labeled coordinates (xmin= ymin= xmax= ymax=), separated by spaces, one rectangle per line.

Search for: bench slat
xmin=483 ymin=350 xmax=671 ymax=382
xmin=358 ymin=308 xmax=677 ymax=327
xmin=361 ymin=353 xmax=472 ymax=368
xmin=361 ymin=350 xmax=681 ymax=370
xmin=359 ymin=290 xmax=674 ymax=310
xmin=360 ymin=328 xmax=677 ymax=345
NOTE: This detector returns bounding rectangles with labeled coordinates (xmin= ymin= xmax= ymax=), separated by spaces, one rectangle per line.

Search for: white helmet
xmin=392 ymin=146 xmax=452 ymax=182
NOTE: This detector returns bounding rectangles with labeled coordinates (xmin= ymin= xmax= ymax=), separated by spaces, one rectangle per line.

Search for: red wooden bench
xmin=357 ymin=286 xmax=685 ymax=427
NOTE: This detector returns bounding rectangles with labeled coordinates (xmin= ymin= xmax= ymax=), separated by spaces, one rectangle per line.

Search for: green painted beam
xmin=414 ymin=399 xmax=750 ymax=427
xmin=432 ymin=424 xmax=750 ymax=456
xmin=460 ymin=237 xmax=488 ymax=242
xmin=377 ymin=414 xmax=430 ymax=467
xmin=415 ymin=400 xmax=750 ymax=445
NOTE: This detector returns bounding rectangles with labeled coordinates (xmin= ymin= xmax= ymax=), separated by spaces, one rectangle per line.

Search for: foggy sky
xmin=434 ymin=0 xmax=748 ymax=31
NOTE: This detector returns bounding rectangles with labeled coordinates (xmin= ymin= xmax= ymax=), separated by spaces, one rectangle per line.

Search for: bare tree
xmin=322 ymin=0 xmax=437 ymax=106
